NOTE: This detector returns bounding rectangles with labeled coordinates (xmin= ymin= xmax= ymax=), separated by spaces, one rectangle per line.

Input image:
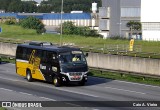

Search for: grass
xmin=89 ymin=69 xmax=160 ymax=86
xmin=0 ymin=56 xmax=15 ymax=64
xmin=0 ymin=107 xmax=7 ymax=110
xmin=1 ymin=23 xmax=160 ymax=54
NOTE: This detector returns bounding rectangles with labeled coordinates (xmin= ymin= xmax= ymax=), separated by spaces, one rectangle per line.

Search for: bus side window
xmin=42 ymin=51 xmax=47 ymax=63
xmin=35 ymin=49 xmax=42 ymax=58
xmin=22 ymin=48 xmax=27 ymax=60
xmin=47 ymin=52 xmax=57 ymax=63
xmin=16 ymin=46 xmax=23 ymax=59
xmin=26 ymin=48 xmax=32 ymax=60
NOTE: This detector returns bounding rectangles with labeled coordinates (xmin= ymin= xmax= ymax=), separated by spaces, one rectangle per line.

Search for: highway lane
xmin=0 ymin=63 xmax=160 ymax=110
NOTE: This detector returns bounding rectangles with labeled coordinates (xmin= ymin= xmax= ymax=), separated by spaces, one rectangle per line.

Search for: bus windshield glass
xmin=59 ymin=51 xmax=88 ymax=72
xmin=59 ymin=51 xmax=86 ymax=64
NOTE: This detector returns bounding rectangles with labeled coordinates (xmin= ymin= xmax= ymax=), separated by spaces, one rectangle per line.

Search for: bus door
xmin=40 ymin=51 xmax=59 ymax=82
xmin=31 ymin=49 xmax=42 ymax=79
xmin=47 ymin=51 xmax=59 ymax=82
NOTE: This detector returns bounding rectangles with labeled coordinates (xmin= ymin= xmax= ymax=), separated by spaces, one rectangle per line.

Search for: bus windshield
xmin=59 ymin=51 xmax=86 ymax=64
xmin=59 ymin=51 xmax=88 ymax=72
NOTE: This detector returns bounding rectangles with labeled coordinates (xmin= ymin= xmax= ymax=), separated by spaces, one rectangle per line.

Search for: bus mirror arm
xmin=85 ymin=53 xmax=88 ymax=57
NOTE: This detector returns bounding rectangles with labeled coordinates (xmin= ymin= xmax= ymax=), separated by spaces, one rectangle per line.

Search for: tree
xmin=19 ymin=16 xmax=45 ymax=34
xmin=59 ymin=21 xmax=100 ymax=37
xmin=126 ymin=21 xmax=141 ymax=38
xmin=61 ymin=21 xmax=76 ymax=34
xmin=7 ymin=1 xmax=22 ymax=12
xmin=0 ymin=0 xmax=102 ymax=13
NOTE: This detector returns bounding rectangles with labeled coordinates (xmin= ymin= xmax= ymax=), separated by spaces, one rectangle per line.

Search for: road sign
xmin=129 ymin=38 xmax=134 ymax=51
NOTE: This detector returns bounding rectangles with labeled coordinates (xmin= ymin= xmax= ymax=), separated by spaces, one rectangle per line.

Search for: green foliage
xmin=0 ymin=0 xmax=101 ymax=13
xmin=2 ymin=23 xmax=160 ymax=55
xmin=126 ymin=21 xmax=142 ymax=31
xmin=19 ymin=16 xmax=45 ymax=34
xmin=89 ymin=69 xmax=160 ymax=86
xmin=62 ymin=21 xmax=76 ymax=34
xmin=0 ymin=107 xmax=7 ymax=110
xmin=60 ymin=21 xmax=100 ymax=37
xmin=109 ymin=35 xmax=127 ymax=40
xmin=74 ymin=26 xmax=99 ymax=37
xmin=5 ymin=20 xmax=16 ymax=25
xmin=4 ymin=17 xmax=17 ymax=25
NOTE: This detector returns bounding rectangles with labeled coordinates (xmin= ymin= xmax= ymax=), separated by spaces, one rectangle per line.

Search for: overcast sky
xmin=34 ymin=0 xmax=42 ymax=3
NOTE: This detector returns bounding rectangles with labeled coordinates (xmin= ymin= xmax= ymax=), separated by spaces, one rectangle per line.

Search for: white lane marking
xmin=9 ymin=63 xmax=15 ymax=66
xmin=0 ymin=87 xmax=57 ymax=101
xmin=0 ymin=76 xmax=20 ymax=82
xmin=0 ymin=76 xmax=100 ymax=98
xmin=65 ymin=102 xmax=81 ymax=107
xmin=0 ymin=88 xmax=13 ymax=92
xmin=92 ymin=109 xmax=100 ymax=110
xmin=90 ymin=76 xmax=160 ymax=89
xmin=39 ymin=97 xmax=56 ymax=101
xmin=0 ymin=77 xmax=57 ymax=101
xmin=115 ymin=80 xmax=160 ymax=89
xmin=55 ymin=87 xmax=100 ymax=98
xmin=105 ymin=86 xmax=146 ymax=95
xmin=19 ymin=92 xmax=33 ymax=96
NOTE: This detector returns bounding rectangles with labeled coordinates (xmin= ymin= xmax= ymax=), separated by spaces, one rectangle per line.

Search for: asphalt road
xmin=0 ymin=63 xmax=160 ymax=110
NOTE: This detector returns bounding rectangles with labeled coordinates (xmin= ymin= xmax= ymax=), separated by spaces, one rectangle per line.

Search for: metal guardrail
xmin=80 ymin=45 xmax=160 ymax=59
xmin=0 ymin=54 xmax=15 ymax=59
xmin=89 ymin=67 xmax=160 ymax=79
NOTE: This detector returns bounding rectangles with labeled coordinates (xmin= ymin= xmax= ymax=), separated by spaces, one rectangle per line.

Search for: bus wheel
xmin=53 ymin=77 xmax=61 ymax=87
xmin=26 ymin=70 xmax=32 ymax=82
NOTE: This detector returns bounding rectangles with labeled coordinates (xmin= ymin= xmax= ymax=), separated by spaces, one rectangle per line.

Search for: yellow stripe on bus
xmin=16 ymin=60 xmax=45 ymax=81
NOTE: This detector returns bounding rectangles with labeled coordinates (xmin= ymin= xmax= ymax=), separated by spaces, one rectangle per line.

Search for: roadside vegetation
xmin=58 ymin=21 xmax=101 ymax=37
xmin=1 ymin=23 xmax=160 ymax=58
xmin=89 ymin=70 xmax=160 ymax=86
xmin=0 ymin=107 xmax=7 ymax=110
xmin=0 ymin=0 xmax=101 ymax=13
xmin=19 ymin=16 xmax=46 ymax=34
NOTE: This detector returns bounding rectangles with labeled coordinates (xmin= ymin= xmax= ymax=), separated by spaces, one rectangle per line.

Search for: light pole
xmin=117 ymin=22 xmax=121 ymax=37
xmin=60 ymin=0 xmax=63 ymax=46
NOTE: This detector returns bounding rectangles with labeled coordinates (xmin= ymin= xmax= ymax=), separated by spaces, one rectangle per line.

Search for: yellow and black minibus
xmin=16 ymin=42 xmax=88 ymax=86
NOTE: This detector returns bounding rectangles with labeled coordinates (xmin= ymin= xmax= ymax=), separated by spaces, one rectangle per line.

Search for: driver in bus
xmin=72 ymin=54 xmax=80 ymax=62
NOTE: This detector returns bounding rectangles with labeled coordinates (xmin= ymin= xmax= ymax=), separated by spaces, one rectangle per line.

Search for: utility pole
xmin=60 ymin=0 xmax=63 ymax=46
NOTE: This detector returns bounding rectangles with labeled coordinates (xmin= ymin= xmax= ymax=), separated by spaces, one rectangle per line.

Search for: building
xmin=43 ymin=13 xmax=91 ymax=27
xmin=0 ymin=10 xmax=5 ymax=13
xmin=99 ymin=0 xmax=141 ymax=39
xmin=0 ymin=12 xmax=92 ymax=27
xmin=141 ymin=0 xmax=160 ymax=41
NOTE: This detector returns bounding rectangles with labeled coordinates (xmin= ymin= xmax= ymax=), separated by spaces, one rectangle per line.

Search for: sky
xmin=141 ymin=0 xmax=160 ymax=22
xmin=34 ymin=0 xmax=42 ymax=3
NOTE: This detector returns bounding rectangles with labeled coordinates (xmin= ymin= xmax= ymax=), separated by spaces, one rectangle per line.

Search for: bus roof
xmin=17 ymin=42 xmax=81 ymax=53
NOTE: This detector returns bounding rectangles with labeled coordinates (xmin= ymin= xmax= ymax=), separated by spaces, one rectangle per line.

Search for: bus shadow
xmin=64 ymin=76 xmax=112 ymax=87
xmin=24 ymin=76 xmax=112 ymax=87
xmin=0 ymin=61 xmax=11 ymax=65
xmin=85 ymin=76 xmax=112 ymax=86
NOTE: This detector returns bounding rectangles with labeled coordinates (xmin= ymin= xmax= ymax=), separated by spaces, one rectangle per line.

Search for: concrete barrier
xmin=0 ymin=42 xmax=160 ymax=76
xmin=86 ymin=52 xmax=160 ymax=76
xmin=0 ymin=42 xmax=17 ymax=56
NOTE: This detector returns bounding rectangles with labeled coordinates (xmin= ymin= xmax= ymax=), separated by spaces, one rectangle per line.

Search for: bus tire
xmin=26 ymin=70 xmax=32 ymax=82
xmin=53 ymin=77 xmax=61 ymax=87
